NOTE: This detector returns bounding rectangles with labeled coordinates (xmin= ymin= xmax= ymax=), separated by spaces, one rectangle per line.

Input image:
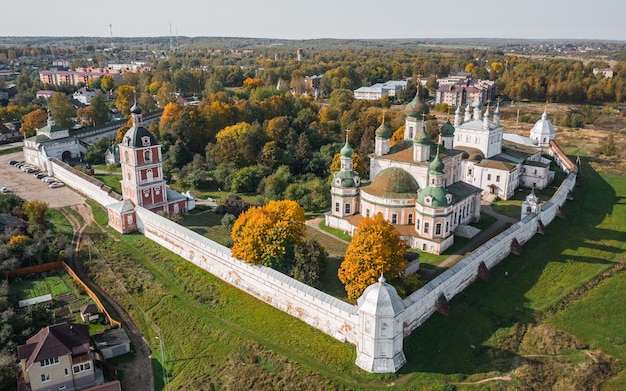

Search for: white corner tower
xmin=529 ymin=106 xmax=556 ymax=147
xmin=355 ymin=275 xmax=406 ymax=373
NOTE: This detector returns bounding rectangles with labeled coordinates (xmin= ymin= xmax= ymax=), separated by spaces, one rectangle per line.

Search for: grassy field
xmin=94 ymin=174 xmax=122 ymax=195
xmin=82 ymin=157 xmax=626 ymax=390
xmin=47 ymin=208 xmax=74 ymax=239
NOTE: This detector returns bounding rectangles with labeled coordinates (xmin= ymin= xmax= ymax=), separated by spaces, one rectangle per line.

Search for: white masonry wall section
xmin=50 ymin=139 xmax=576 ymax=372
xmin=401 ymin=172 xmax=576 ymax=334
xmin=134 ymin=207 xmax=360 ymax=344
xmin=49 ymin=158 xmax=122 ymax=207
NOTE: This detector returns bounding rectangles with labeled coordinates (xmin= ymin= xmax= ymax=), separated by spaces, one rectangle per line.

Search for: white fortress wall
xmin=401 ymin=171 xmax=576 ymax=335
xmin=135 ymin=207 xmax=359 ymax=343
xmin=49 ymin=158 xmax=121 ymax=207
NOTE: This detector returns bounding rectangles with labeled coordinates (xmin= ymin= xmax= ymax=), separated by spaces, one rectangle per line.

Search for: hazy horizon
xmin=2 ymin=0 xmax=624 ymax=42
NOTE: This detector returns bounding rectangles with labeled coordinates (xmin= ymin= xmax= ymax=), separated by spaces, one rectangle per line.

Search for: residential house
xmin=17 ymin=323 xmax=96 ymax=391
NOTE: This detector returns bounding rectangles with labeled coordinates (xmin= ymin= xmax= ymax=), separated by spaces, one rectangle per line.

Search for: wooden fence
xmin=62 ymin=262 xmax=122 ymax=328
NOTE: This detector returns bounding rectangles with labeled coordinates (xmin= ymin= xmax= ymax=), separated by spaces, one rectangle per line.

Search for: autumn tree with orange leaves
xmin=231 ymin=200 xmax=306 ymax=270
xmin=338 ymin=213 xmax=407 ymax=301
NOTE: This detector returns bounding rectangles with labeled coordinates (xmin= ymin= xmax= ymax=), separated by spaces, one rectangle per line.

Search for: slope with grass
xmin=83 ymin=158 xmax=626 ymax=390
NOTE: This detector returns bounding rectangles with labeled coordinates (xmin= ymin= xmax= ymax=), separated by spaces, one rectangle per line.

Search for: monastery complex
xmin=19 ymin=97 xmax=574 ymax=374
xmin=327 ymin=95 xmax=557 ymax=254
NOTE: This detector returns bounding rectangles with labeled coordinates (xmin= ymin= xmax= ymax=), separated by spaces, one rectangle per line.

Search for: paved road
xmin=0 ymin=151 xmax=85 ymax=208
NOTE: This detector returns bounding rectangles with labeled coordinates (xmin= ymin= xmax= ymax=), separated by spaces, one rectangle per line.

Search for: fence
xmin=62 ymin=262 xmax=122 ymax=328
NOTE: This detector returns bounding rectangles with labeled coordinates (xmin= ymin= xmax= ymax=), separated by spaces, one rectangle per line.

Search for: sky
xmin=2 ymin=0 xmax=625 ymax=41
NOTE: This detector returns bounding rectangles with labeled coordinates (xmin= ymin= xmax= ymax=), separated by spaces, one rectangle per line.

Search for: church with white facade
xmin=326 ymin=95 xmax=557 ymax=254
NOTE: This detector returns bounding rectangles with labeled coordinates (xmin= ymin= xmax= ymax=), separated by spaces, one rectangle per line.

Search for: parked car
xmin=8 ymin=160 xmax=18 ymax=165
xmin=0 ymin=187 xmax=12 ymax=193
xmin=42 ymin=177 xmax=56 ymax=183
xmin=49 ymin=182 xmax=65 ymax=188
xmin=35 ymin=173 xmax=47 ymax=179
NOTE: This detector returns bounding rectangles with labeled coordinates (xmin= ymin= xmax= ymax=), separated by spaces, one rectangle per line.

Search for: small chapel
xmin=107 ymin=103 xmax=193 ymax=233
xmin=326 ymin=94 xmax=557 ymax=254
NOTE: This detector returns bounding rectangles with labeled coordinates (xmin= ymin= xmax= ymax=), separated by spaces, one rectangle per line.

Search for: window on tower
xmin=144 ymin=150 xmax=151 ymax=162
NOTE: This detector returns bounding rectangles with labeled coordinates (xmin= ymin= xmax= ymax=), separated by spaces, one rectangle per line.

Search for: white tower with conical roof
xmin=355 ymin=275 xmax=406 ymax=373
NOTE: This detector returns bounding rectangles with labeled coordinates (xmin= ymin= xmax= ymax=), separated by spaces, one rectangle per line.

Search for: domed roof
xmin=365 ymin=167 xmax=419 ymax=198
xmin=340 ymin=140 xmax=353 ymax=159
xmin=122 ymin=125 xmax=157 ymax=148
xmin=530 ymin=109 xmax=556 ymax=137
xmin=440 ymin=120 xmax=455 ymax=137
xmin=130 ymin=102 xmax=142 ymax=115
xmin=375 ymin=121 xmax=392 ymax=139
xmin=357 ymin=275 xmax=405 ymax=317
xmin=333 ymin=170 xmax=359 ymax=188
xmin=417 ymin=185 xmax=450 ymax=207
xmin=405 ymin=94 xmax=429 ymax=118
xmin=414 ymin=126 xmax=431 ymax=145
xmin=429 ymin=153 xmax=444 ymax=175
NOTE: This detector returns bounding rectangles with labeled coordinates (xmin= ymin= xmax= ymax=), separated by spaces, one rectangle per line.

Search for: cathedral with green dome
xmin=326 ymin=97 xmax=554 ymax=254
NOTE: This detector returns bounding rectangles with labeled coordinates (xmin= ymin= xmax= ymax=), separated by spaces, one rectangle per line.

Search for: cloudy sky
xmin=2 ymin=0 xmax=624 ymax=40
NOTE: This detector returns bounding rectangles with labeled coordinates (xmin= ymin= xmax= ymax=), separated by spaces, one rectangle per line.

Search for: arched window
xmin=124 ymin=150 xmax=129 ymax=163
xmin=144 ymin=150 xmax=151 ymax=162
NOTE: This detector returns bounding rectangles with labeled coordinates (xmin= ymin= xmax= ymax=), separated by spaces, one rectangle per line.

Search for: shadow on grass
xmin=398 ymin=157 xmax=622 ymax=377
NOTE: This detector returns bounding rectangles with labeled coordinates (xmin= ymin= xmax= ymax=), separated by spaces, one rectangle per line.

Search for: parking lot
xmin=0 ymin=151 xmax=86 ymax=208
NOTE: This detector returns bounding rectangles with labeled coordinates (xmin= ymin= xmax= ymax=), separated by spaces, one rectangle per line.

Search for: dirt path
xmin=455 ymin=375 xmax=512 ymax=385
xmin=60 ymin=203 xmax=155 ymax=391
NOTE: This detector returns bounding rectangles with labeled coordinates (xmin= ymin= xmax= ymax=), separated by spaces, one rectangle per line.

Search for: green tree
xmin=292 ymin=239 xmax=328 ymax=288
xmin=49 ymin=92 xmax=75 ymax=129
xmin=83 ymin=137 xmax=114 ymax=165
xmin=89 ymin=94 xmax=110 ymax=125
xmin=23 ymin=200 xmax=48 ymax=231
xmin=338 ymin=213 xmax=407 ymax=301
xmin=261 ymin=165 xmax=291 ymax=200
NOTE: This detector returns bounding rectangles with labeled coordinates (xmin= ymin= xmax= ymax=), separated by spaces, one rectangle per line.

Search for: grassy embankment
xmin=82 ymin=158 xmax=626 ymax=390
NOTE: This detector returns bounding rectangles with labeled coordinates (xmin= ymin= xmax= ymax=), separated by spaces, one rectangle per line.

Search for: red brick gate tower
xmin=119 ymin=102 xmax=169 ymax=212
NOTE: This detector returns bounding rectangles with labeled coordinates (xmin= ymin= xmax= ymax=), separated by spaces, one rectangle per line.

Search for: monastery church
xmin=326 ymin=95 xmax=557 ymax=254
xmin=106 ymin=103 xmax=193 ymax=233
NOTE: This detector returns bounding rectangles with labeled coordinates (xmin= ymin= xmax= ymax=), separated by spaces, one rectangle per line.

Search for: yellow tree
xmin=338 ymin=213 xmax=407 ymax=301
xmin=21 ymin=109 xmax=47 ymax=137
xmin=329 ymin=151 xmax=366 ymax=177
xmin=159 ymin=102 xmax=182 ymax=136
xmin=8 ymin=235 xmax=31 ymax=252
xmin=100 ymin=74 xmax=115 ymax=92
xmin=390 ymin=126 xmax=404 ymax=147
xmin=231 ymin=200 xmax=305 ymax=269
xmin=243 ymin=77 xmax=263 ymax=89
xmin=23 ymin=200 xmax=48 ymax=230
xmin=115 ymin=85 xmax=135 ymax=116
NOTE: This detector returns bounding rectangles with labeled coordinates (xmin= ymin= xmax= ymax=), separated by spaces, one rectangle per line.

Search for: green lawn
xmin=180 ymin=209 xmax=233 ymax=247
xmin=94 ymin=174 xmax=122 ymax=195
xmin=318 ymin=220 xmax=352 ymax=242
xmin=47 ymin=209 xmax=74 ymax=239
xmin=82 ymin=159 xmax=626 ymax=390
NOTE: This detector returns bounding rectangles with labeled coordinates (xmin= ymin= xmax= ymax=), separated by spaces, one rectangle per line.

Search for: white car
xmin=0 ymin=187 xmax=12 ymax=193
xmin=42 ymin=177 xmax=56 ymax=183
xmin=49 ymin=182 xmax=65 ymax=188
